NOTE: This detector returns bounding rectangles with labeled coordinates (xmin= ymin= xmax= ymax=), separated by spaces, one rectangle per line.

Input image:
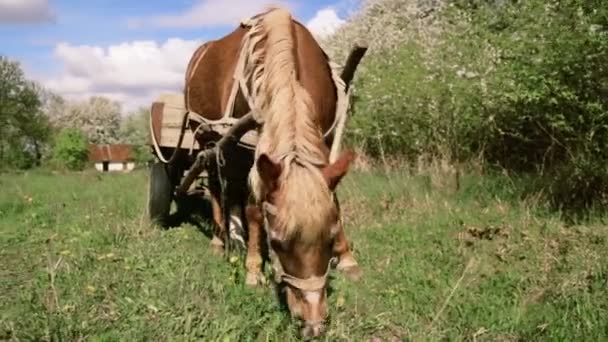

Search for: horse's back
xmin=185 ymin=26 xmax=248 ymax=121
xmin=185 ymin=16 xmax=336 ymax=133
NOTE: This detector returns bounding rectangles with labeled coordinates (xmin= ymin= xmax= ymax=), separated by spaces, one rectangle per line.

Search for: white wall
xmin=108 ymin=162 xmax=124 ymax=171
xmin=94 ymin=161 xmax=136 ymax=172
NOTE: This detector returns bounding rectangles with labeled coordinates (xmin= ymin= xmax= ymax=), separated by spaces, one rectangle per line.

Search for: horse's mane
xmin=246 ymin=7 xmax=335 ymax=242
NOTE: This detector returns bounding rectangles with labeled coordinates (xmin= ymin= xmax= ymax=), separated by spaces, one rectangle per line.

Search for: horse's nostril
xmin=301 ymin=322 xmax=325 ymax=338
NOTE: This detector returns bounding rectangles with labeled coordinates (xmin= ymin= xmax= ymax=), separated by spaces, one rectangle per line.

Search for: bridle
xmin=261 ymin=201 xmax=336 ymax=292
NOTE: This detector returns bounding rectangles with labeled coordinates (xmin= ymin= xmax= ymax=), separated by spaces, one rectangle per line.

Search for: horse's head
xmin=255 ymin=150 xmax=354 ymax=337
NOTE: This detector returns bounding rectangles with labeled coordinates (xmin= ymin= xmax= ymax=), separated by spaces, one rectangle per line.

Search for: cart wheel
xmin=148 ymin=162 xmax=173 ymax=226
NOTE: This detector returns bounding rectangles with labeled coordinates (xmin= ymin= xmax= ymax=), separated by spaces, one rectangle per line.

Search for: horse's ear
xmin=322 ymin=150 xmax=356 ymax=191
xmin=257 ymin=153 xmax=282 ymax=190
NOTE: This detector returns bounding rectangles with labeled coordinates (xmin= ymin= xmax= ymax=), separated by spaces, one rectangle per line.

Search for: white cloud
xmin=42 ymin=38 xmax=202 ymax=113
xmin=37 ymin=4 xmax=348 ymax=112
xmin=0 ymin=0 xmax=55 ymax=24
xmin=306 ymin=7 xmax=345 ymax=39
xmin=128 ymin=0 xmax=292 ymax=29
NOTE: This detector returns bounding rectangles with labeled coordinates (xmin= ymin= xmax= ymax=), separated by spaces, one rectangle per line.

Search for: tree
xmin=51 ymin=128 xmax=89 ymax=171
xmin=48 ymin=96 xmax=122 ymax=145
xmin=0 ymin=56 xmax=51 ymax=169
xmin=120 ymin=106 xmax=153 ymax=164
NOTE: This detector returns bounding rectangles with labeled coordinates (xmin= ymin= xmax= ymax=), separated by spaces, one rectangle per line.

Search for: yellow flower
xmin=97 ymin=252 xmax=115 ymax=261
xmin=336 ymin=296 xmax=345 ymax=308
xmin=62 ymin=304 xmax=75 ymax=313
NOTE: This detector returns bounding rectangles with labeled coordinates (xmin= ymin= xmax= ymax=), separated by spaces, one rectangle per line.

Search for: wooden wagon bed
xmin=149 ymin=93 xmax=199 ymax=162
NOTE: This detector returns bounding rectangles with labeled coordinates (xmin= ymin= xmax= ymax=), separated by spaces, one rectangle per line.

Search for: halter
xmin=262 ymin=201 xmax=336 ymax=292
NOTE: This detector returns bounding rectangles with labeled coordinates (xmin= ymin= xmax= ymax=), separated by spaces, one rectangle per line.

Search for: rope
xmin=214 ymin=143 xmax=228 ymax=238
xmin=328 ymin=64 xmax=351 ymax=162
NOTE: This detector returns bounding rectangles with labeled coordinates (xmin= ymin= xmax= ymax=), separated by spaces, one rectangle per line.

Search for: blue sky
xmin=0 ymin=0 xmax=360 ymax=111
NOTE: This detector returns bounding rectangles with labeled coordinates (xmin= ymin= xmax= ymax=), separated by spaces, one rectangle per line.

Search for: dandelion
xmin=336 ymin=296 xmax=346 ymax=308
xmin=62 ymin=304 xmax=75 ymax=313
xmin=97 ymin=252 xmax=115 ymax=260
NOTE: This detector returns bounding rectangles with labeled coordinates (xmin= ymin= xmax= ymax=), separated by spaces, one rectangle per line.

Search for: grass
xmin=1 ymin=166 xmax=607 ymax=341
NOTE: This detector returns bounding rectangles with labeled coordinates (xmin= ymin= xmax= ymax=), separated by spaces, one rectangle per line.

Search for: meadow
xmin=1 ymin=166 xmax=607 ymax=341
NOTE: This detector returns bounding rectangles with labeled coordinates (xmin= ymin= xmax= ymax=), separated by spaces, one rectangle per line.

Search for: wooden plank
xmin=150 ymin=102 xmax=164 ymax=146
xmin=153 ymin=93 xmax=201 ymax=150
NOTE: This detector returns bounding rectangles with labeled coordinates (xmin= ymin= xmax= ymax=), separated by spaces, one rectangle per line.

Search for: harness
xmin=182 ymin=19 xmax=351 ymax=159
xmin=262 ymin=201 xmax=336 ymax=292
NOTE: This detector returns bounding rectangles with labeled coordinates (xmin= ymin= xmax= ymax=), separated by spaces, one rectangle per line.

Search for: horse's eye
xmin=291 ymin=287 xmax=305 ymax=300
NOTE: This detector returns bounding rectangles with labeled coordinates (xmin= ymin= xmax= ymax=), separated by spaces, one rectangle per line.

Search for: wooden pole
xmin=175 ymin=113 xmax=258 ymax=195
xmin=329 ymin=44 xmax=368 ymax=163
xmin=340 ymin=44 xmax=368 ymax=90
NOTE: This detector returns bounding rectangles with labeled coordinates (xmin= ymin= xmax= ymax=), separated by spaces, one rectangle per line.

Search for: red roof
xmin=88 ymin=144 xmax=135 ymax=162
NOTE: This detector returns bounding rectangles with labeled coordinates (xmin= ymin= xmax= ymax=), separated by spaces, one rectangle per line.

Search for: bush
xmin=328 ymin=0 xmax=608 ymax=214
xmin=454 ymin=0 xmax=608 ymax=171
xmin=51 ymin=128 xmax=89 ymax=171
xmin=446 ymin=0 xmax=608 ymax=214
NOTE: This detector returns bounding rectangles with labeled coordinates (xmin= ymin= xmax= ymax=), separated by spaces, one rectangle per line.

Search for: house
xmin=88 ymin=144 xmax=136 ymax=172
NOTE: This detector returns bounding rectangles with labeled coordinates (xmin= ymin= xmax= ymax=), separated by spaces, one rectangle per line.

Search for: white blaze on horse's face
xmin=304 ymin=290 xmax=321 ymax=304
xmin=285 ymin=286 xmax=327 ymax=337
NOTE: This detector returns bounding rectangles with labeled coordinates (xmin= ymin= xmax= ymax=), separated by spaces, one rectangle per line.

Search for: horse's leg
xmin=244 ymin=204 xmax=266 ymax=286
xmin=332 ymin=223 xmax=362 ymax=281
xmin=332 ymin=195 xmax=362 ymax=281
xmin=207 ymin=171 xmax=226 ymax=256
xmin=222 ymin=180 xmax=246 ymax=253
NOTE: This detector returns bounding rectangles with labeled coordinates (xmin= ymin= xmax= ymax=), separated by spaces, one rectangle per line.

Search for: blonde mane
xmin=245 ymin=7 xmax=335 ymax=241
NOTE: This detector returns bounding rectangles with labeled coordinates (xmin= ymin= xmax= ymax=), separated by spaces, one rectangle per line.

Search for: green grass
xmin=1 ymin=166 xmax=607 ymax=341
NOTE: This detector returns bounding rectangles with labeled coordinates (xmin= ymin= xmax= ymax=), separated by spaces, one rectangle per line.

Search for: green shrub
xmin=449 ymin=0 xmax=608 ymax=214
xmin=339 ymin=0 xmax=608 ymax=214
xmin=456 ymin=0 xmax=608 ymax=171
xmin=51 ymin=128 xmax=89 ymax=171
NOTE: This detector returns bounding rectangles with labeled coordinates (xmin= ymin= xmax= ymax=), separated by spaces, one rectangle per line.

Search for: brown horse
xmin=184 ymin=7 xmax=360 ymax=337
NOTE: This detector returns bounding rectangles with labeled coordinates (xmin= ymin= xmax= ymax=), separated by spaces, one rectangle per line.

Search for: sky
xmin=0 ymin=0 xmax=361 ymax=113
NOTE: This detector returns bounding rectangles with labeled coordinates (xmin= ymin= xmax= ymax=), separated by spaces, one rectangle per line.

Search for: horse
xmin=184 ymin=7 xmax=361 ymax=337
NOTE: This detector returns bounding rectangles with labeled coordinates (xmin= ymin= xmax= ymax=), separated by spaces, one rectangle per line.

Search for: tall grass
xmin=1 ymin=169 xmax=607 ymax=340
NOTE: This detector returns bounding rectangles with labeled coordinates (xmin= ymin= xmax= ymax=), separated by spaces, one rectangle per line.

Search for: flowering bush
xmin=321 ymin=0 xmax=608 ymax=213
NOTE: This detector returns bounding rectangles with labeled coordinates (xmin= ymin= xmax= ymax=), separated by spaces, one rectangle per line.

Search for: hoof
xmin=337 ymin=258 xmax=362 ymax=282
xmin=245 ymin=272 xmax=266 ymax=286
xmin=341 ymin=265 xmax=362 ymax=281
xmin=210 ymin=236 xmax=225 ymax=256
xmin=210 ymin=242 xmax=225 ymax=256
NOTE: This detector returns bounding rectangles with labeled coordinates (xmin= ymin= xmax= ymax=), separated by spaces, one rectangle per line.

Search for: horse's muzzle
xmin=301 ymin=321 xmax=325 ymax=338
